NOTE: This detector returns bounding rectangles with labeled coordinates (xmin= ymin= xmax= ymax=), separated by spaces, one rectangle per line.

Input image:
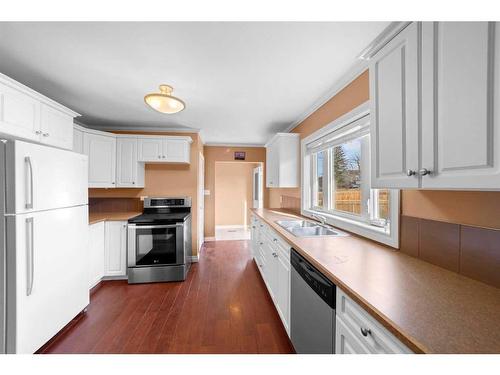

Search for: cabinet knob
xmin=272 ymin=252 xmax=278 ymax=258
xmin=273 ymin=238 xmax=278 ymax=242
xmin=418 ymin=168 xmax=432 ymax=176
xmin=162 ymin=155 xmax=166 ymax=159
xmin=112 ymin=182 xmax=116 ymax=185
xmin=35 ymin=130 xmax=42 ymax=135
xmin=406 ymin=169 xmax=416 ymax=177
xmin=158 ymin=155 xmax=162 ymax=159
xmin=259 ymin=242 xmax=263 ymax=245
xmin=360 ymin=327 xmax=371 ymax=337
xmin=42 ymin=133 xmax=49 ymax=137
xmin=132 ymin=182 xmax=135 ymax=184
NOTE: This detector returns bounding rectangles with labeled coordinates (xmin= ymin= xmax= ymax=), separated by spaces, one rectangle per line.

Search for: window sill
xmin=302 ymin=208 xmax=399 ymax=248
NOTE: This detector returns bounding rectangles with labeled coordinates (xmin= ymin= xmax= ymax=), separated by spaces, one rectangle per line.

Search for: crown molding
xmin=357 ymin=22 xmax=411 ymax=60
xmin=80 ymin=123 xmax=201 ymax=134
xmin=204 ymin=142 xmax=265 ymax=148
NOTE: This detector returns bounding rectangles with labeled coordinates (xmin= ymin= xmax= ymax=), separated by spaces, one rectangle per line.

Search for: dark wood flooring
xmin=40 ymin=240 xmax=294 ymax=354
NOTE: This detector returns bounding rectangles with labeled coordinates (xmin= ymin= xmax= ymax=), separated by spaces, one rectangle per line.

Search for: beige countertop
xmin=251 ymin=208 xmax=500 ymax=354
xmin=88 ymin=211 xmax=141 ymax=225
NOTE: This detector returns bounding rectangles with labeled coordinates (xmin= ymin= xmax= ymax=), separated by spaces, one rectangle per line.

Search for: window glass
xmin=331 ymin=138 xmax=362 ymax=215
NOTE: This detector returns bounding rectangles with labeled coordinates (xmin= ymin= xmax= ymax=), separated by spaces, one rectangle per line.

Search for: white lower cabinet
xmin=89 ymin=220 xmax=128 ymax=289
xmin=88 ymin=221 xmax=105 ymax=289
xmin=335 ymin=288 xmax=412 ymax=354
xmin=104 ymin=221 xmax=127 ymax=277
xmin=250 ymin=214 xmax=290 ymax=336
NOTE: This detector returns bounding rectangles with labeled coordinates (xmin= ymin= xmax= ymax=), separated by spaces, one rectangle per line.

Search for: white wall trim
xmin=80 ymin=123 xmax=201 ymax=134
xmin=204 ymin=237 xmax=216 ymax=242
xmin=357 ymin=22 xmax=411 ymax=60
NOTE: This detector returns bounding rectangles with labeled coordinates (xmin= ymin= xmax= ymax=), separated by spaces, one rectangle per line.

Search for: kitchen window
xmin=302 ymin=103 xmax=399 ymax=247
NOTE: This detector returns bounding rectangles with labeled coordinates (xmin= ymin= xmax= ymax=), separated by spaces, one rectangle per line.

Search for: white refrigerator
xmin=1 ymin=139 xmax=89 ymax=354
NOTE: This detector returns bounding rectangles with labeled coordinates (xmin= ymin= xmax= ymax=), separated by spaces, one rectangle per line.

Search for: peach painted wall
xmin=215 ymin=162 xmax=261 ymax=227
xmin=268 ymin=70 xmax=370 ymax=208
xmin=204 ymin=146 xmax=268 ymax=237
xmin=89 ymin=131 xmax=204 ymax=256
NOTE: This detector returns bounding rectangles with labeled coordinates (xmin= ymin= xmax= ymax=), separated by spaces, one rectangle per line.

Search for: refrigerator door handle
xmin=26 ymin=217 xmax=34 ymax=296
xmin=25 ymin=156 xmax=34 ymax=209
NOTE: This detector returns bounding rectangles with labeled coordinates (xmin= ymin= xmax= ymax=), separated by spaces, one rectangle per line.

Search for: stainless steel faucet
xmin=311 ymin=213 xmax=327 ymax=225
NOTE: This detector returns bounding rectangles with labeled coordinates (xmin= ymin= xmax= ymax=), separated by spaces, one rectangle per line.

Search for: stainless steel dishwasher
xmin=290 ymin=248 xmax=336 ymax=354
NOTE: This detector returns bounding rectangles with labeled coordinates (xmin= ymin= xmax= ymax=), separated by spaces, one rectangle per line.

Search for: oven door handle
xmin=128 ymin=224 xmax=182 ymax=229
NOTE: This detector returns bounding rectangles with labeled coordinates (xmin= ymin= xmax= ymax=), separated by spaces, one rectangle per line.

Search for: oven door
xmin=127 ymin=223 xmax=185 ymax=267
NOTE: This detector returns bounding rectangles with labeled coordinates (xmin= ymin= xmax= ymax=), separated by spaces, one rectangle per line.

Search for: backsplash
xmin=280 ymin=195 xmax=301 ymax=214
xmin=89 ymin=198 xmax=142 ymax=213
xmin=400 ymin=216 xmax=500 ymax=288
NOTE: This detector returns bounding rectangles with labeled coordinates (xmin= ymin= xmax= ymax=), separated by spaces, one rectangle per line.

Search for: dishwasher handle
xmin=291 ymin=248 xmax=335 ymax=309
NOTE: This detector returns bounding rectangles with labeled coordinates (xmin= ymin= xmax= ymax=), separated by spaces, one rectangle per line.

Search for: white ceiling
xmin=0 ymin=22 xmax=388 ymax=145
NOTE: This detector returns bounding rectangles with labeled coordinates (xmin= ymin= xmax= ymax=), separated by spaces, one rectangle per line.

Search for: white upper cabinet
xmin=138 ymin=136 xmax=192 ymax=163
xmin=370 ymin=22 xmax=420 ymax=189
xmin=73 ymin=125 xmax=84 ymax=153
xmin=420 ymin=22 xmax=500 ymax=189
xmin=83 ymin=131 xmax=116 ymax=188
xmin=164 ymin=137 xmax=190 ymax=163
xmin=370 ymin=21 xmax=500 ymax=190
xmin=266 ymin=133 xmax=300 ymax=188
xmin=39 ymin=103 xmax=74 ymax=150
xmin=0 ymin=73 xmax=79 ymax=150
xmin=116 ymin=137 xmax=144 ymax=187
xmin=138 ymin=137 xmax=164 ymax=162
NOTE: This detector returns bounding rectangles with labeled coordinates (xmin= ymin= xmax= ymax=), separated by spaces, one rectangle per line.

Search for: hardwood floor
xmin=40 ymin=240 xmax=294 ymax=354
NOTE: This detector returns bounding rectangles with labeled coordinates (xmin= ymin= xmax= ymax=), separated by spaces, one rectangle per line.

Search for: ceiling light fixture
xmin=144 ymin=84 xmax=185 ymax=114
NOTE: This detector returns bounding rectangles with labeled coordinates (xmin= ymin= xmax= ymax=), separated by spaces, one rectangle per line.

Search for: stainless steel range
xmin=127 ymin=197 xmax=192 ymax=284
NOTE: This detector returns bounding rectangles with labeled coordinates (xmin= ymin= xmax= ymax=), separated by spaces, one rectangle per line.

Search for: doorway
xmin=214 ymin=161 xmax=264 ymax=241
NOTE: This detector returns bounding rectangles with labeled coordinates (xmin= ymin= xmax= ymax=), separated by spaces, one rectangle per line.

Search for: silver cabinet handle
xmin=35 ymin=130 xmax=42 ymax=135
xmin=162 ymin=155 xmax=166 ymax=159
xmin=26 ymin=217 xmax=35 ymax=296
xmin=25 ymin=156 xmax=34 ymax=209
xmin=272 ymin=252 xmax=277 ymax=257
xmin=273 ymin=238 xmax=278 ymax=242
xmin=406 ymin=169 xmax=416 ymax=177
xmin=418 ymin=168 xmax=432 ymax=176
xmin=158 ymin=155 xmax=162 ymax=159
xmin=360 ymin=327 xmax=371 ymax=337
xmin=42 ymin=133 xmax=49 ymax=137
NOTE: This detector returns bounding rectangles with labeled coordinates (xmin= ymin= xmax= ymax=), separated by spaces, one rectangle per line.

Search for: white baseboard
xmin=188 ymin=255 xmax=199 ymax=263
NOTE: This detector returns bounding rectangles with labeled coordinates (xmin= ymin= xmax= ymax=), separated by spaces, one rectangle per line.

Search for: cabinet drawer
xmin=336 ymin=289 xmax=412 ymax=354
xmin=336 ymin=317 xmax=371 ymax=354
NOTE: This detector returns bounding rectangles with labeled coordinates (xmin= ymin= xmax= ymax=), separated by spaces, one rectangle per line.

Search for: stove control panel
xmin=144 ymin=197 xmax=191 ymax=208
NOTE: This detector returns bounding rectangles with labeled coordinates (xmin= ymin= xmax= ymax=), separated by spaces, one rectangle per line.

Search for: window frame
xmin=301 ymin=102 xmax=400 ymax=248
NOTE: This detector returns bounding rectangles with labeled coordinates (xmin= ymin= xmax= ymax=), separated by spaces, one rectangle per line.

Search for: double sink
xmin=275 ymin=219 xmax=348 ymax=238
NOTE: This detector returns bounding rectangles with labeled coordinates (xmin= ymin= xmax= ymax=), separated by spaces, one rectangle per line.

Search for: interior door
xmin=84 ymin=132 xmax=116 ymax=188
xmin=8 ymin=205 xmax=89 ymax=353
xmin=421 ymin=22 xmax=500 ymax=189
xmin=252 ymin=165 xmax=263 ymax=208
xmin=369 ymin=22 xmax=420 ymax=188
xmin=7 ymin=140 xmax=88 ymax=214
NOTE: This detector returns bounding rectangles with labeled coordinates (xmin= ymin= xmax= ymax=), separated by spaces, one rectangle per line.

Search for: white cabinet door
xmin=116 ymin=137 xmax=144 ymax=187
xmin=335 ymin=318 xmax=371 ymax=354
xmin=0 ymin=81 xmax=40 ymax=142
xmin=39 ymin=103 xmax=73 ymax=150
xmin=370 ymin=22 xmax=420 ymax=188
xmin=266 ymin=143 xmax=278 ymax=187
xmin=73 ymin=127 xmax=84 ymax=153
xmin=164 ymin=138 xmax=190 ymax=163
xmin=11 ymin=206 xmax=89 ymax=353
xmin=83 ymin=132 xmax=116 ymax=188
xmin=137 ymin=137 xmax=163 ymax=162
xmin=89 ymin=221 xmax=105 ymax=289
xmin=104 ymin=221 xmax=127 ymax=277
xmin=421 ymin=22 xmax=500 ymax=189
